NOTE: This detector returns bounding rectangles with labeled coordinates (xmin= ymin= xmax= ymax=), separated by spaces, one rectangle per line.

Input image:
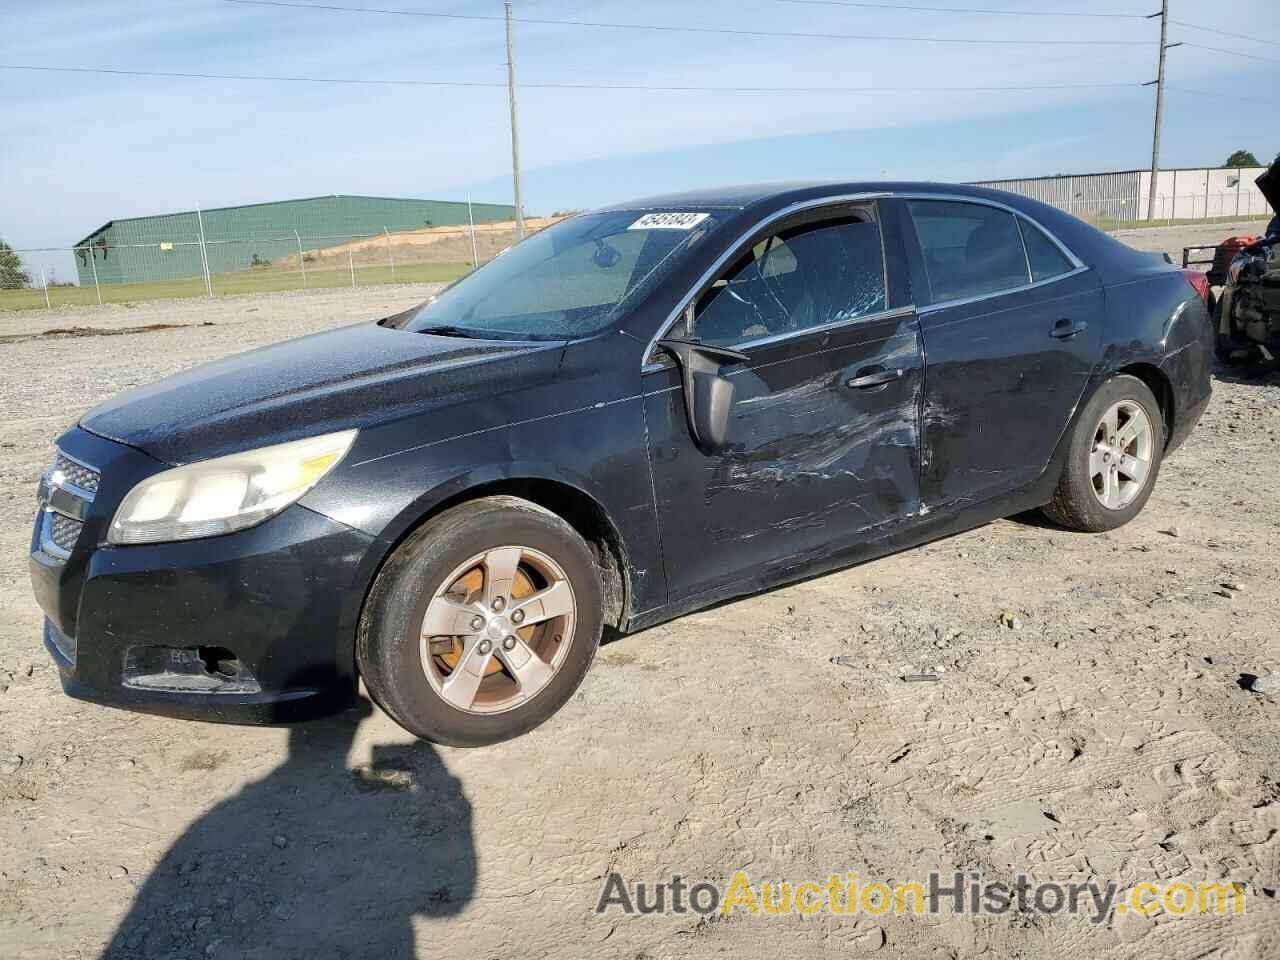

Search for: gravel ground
xmin=2 ymin=224 xmax=1279 ymax=959
xmin=1110 ymin=219 xmax=1271 ymax=265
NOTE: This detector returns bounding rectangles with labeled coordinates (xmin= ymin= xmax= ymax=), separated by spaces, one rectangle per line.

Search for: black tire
xmin=357 ymin=496 xmax=603 ymax=747
xmin=1041 ymin=374 xmax=1164 ymax=533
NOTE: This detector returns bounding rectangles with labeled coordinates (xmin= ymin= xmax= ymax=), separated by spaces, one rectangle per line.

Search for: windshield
xmin=395 ymin=209 xmax=726 ymax=339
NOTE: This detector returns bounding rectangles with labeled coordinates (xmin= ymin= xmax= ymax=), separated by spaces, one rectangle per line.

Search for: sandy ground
xmin=2 ymin=222 xmax=1279 ymax=959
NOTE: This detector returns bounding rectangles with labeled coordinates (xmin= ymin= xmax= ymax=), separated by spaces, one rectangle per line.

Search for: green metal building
xmin=73 ymin=194 xmax=516 ymax=286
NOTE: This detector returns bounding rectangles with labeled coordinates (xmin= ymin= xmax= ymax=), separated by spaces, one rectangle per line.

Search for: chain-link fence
xmin=2 ymin=216 xmax=567 ymax=312
xmin=1051 ymin=191 xmax=1274 ymax=228
xmin=2 ymin=190 xmax=1273 ymax=313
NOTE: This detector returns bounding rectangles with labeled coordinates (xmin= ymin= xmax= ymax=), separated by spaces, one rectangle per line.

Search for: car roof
xmin=600 ymin=179 xmax=1170 ymax=286
xmin=598 ymin=180 xmax=1027 ymax=213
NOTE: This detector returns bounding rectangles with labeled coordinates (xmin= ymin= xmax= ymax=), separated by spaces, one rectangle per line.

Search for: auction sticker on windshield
xmin=629 ymin=212 xmax=710 ymax=230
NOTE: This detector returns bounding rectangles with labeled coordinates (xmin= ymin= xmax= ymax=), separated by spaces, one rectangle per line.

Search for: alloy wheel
xmin=1088 ymin=400 xmax=1154 ymax=510
xmin=419 ymin=546 xmax=576 ymax=715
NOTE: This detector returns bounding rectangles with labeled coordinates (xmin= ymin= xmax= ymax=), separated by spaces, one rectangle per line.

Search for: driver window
xmin=689 ymin=211 xmax=886 ymax=348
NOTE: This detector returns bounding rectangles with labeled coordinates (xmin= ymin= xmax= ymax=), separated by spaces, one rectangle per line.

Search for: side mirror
xmin=657 ymin=337 xmax=748 ymax=452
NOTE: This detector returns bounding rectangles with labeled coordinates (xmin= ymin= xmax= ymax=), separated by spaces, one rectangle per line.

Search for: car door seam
xmin=914 ymin=320 xmax=930 ymax=512
xmin=636 ymin=381 xmax=672 ymax=609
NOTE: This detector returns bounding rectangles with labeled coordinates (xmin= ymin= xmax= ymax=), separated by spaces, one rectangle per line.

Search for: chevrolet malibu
xmin=31 ymin=182 xmax=1213 ymax=746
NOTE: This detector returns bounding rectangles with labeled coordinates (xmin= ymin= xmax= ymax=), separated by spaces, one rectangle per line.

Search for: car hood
xmin=1259 ymin=163 xmax=1280 ymax=217
xmin=80 ymin=320 xmax=565 ymax=465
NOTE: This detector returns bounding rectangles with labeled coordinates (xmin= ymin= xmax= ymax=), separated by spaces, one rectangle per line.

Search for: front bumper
xmin=30 ymin=427 xmax=378 ymax=724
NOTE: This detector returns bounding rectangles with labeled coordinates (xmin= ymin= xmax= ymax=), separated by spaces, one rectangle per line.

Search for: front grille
xmin=53 ymin=453 xmax=100 ymax=494
xmin=48 ymin=513 xmax=84 ymax=553
xmin=35 ymin=448 xmax=100 ymax=563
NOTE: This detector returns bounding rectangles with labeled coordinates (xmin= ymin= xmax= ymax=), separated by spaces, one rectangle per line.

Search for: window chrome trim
xmin=1013 ymin=216 xmax=1035 ymax=286
xmin=725 ymin=304 xmax=918 ymax=355
xmin=640 ymin=189 xmax=1087 ymax=370
xmin=915 ymin=264 xmax=1091 ymax=316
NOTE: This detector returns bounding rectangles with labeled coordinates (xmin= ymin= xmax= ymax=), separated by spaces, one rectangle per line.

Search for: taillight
xmin=1183 ymin=269 xmax=1211 ymax=305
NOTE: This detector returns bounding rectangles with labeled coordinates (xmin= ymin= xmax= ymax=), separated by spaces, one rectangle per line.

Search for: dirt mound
xmin=283 ymin=216 xmax=569 ymax=268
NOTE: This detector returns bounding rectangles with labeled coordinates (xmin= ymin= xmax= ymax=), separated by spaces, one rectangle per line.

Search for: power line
xmin=1170 ymin=20 xmax=1280 ymax=48
xmin=1167 ymin=86 xmax=1280 ymax=106
xmin=0 ymin=63 xmax=1146 ymax=93
xmin=1177 ymin=41 xmax=1280 ymax=65
xmin=0 ymin=63 xmax=505 ymax=87
xmin=222 ymin=0 xmax=1151 ymax=45
xmin=780 ymin=2 xmax=1280 ymax=48
xmin=777 ymin=0 xmax=1147 ymax=18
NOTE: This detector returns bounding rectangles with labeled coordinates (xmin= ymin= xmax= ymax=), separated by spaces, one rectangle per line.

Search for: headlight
xmin=108 ymin=430 xmax=357 ymax=545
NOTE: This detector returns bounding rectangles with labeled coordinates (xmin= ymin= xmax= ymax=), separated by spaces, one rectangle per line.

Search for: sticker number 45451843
xmin=628 ymin=212 xmax=710 ymax=231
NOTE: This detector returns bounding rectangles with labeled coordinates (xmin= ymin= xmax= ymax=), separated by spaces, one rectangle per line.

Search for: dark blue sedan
xmin=31 ymin=182 xmax=1213 ymax=745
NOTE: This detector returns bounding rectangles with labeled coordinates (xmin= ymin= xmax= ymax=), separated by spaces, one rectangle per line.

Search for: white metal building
xmin=972 ymin=166 xmax=1271 ymax=222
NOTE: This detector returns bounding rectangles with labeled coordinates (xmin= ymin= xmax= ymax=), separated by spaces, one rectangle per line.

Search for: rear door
xmin=641 ymin=203 xmax=925 ymax=603
xmin=896 ymin=198 xmax=1103 ymax=509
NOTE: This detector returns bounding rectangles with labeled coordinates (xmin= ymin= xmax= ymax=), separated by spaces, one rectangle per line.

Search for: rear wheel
xmin=358 ymin=496 xmax=603 ymax=746
xmin=1042 ymin=374 xmax=1163 ymax=532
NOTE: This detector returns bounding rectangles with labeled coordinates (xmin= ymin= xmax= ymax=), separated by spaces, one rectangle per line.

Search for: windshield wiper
xmin=416 ymin=324 xmax=480 ymax=338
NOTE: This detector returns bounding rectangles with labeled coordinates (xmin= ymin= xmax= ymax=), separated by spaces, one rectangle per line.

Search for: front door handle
xmin=1051 ymin=318 xmax=1088 ymax=339
xmin=846 ymin=366 xmax=904 ymax=389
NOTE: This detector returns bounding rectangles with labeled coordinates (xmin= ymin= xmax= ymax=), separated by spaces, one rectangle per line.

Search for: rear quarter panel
xmin=1096 ymin=265 xmax=1213 ymax=450
xmin=1014 ymin=195 xmax=1212 ymax=450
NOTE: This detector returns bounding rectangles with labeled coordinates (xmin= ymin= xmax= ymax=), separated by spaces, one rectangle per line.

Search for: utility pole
xmin=505 ymin=1 xmax=526 ymax=240
xmin=467 ymin=193 xmax=480 ymax=267
xmin=1143 ymin=1 xmax=1182 ymax=222
xmin=196 ymin=205 xmax=213 ymax=298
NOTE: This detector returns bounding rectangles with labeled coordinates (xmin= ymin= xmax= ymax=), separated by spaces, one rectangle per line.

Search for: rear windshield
xmin=395 ymin=210 xmax=726 ymax=339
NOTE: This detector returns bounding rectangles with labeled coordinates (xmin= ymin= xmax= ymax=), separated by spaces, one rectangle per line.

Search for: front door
xmin=642 ymin=207 xmax=924 ymax=603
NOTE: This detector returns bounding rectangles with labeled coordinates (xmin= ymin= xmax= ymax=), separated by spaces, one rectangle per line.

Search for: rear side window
xmin=1019 ymin=218 xmax=1075 ymax=282
xmin=908 ymin=200 xmax=1030 ymax=302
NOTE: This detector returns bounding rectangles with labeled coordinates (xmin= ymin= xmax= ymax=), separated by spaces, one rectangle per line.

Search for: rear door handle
xmin=1051 ymin=319 xmax=1088 ymax=339
xmin=846 ymin=367 xmax=904 ymax=389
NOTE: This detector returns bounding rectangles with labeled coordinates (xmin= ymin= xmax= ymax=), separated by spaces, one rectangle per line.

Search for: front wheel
xmin=358 ymin=496 xmax=603 ymax=746
xmin=1042 ymin=374 xmax=1163 ymax=532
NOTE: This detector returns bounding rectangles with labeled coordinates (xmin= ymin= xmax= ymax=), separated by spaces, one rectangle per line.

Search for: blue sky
xmin=2 ymin=0 xmax=1276 ymax=280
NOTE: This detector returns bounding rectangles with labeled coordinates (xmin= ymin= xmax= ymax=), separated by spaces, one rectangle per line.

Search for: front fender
xmin=365 ymin=459 xmax=619 ymax=549
xmin=298 ymin=390 xmax=666 ymax=617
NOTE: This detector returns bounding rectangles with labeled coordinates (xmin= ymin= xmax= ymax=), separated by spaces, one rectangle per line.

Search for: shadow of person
xmin=101 ymin=698 xmax=474 ymax=960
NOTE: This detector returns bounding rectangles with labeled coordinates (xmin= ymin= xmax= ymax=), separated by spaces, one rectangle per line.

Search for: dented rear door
xmin=898 ymin=198 xmax=1104 ymax=511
